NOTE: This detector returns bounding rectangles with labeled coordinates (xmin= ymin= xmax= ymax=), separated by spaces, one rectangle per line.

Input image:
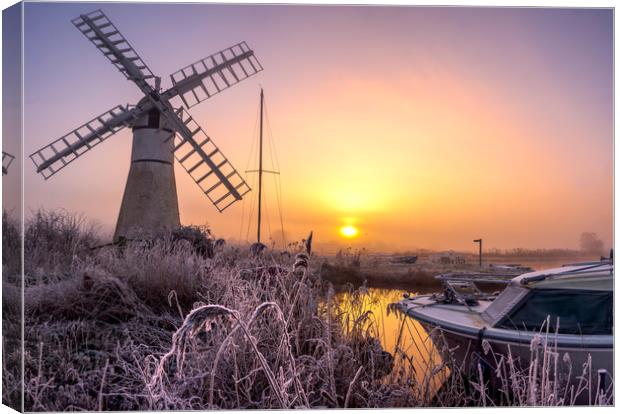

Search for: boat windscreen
xmin=495 ymin=289 xmax=613 ymax=335
xmin=481 ymin=285 xmax=529 ymax=325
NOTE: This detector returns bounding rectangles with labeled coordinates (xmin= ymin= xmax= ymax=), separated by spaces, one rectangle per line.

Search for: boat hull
xmin=419 ymin=321 xmax=613 ymax=405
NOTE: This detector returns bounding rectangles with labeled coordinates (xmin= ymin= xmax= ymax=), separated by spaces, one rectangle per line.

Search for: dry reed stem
xmin=98 ymin=359 xmax=110 ymax=411
xmin=344 ymin=366 xmax=364 ymax=408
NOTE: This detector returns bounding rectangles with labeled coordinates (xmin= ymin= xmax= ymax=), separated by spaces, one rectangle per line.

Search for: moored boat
xmin=397 ymin=258 xmax=613 ymax=404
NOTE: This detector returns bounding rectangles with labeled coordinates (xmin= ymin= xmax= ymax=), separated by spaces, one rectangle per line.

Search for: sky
xmin=2 ymin=2 xmax=22 ymax=225
xmin=4 ymin=2 xmax=613 ymax=252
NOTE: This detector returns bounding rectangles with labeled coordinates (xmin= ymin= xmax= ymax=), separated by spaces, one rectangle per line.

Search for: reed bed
xmin=1 ymin=209 xmax=613 ymax=410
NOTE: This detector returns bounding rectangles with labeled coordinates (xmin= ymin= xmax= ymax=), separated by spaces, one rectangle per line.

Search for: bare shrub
xmin=170 ymin=225 xmax=214 ymax=258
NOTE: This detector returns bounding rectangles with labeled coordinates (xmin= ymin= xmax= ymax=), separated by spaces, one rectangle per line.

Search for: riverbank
xmin=320 ymin=253 xmax=600 ymax=292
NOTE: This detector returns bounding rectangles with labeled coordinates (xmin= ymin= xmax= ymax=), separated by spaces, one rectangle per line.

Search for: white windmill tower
xmin=29 ymin=10 xmax=262 ymax=241
xmin=2 ymin=152 xmax=15 ymax=176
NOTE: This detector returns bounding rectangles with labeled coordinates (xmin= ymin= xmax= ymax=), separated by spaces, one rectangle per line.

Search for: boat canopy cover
xmin=512 ymin=262 xmax=613 ymax=291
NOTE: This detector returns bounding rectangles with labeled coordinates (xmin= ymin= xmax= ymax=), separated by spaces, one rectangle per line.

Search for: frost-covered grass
xmin=1 ymin=209 xmax=613 ymax=410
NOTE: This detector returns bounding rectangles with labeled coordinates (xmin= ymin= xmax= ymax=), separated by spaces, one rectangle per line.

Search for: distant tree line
xmin=396 ymin=232 xmax=607 ymax=258
xmin=484 ymin=247 xmax=580 ymax=258
xmin=482 ymin=232 xmax=607 ymax=257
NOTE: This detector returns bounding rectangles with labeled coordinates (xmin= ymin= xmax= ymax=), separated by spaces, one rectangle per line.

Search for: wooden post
xmin=473 ymin=238 xmax=482 ymax=267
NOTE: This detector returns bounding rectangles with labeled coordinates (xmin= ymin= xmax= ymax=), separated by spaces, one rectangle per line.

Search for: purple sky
xmin=4 ymin=3 xmax=613 ymax=251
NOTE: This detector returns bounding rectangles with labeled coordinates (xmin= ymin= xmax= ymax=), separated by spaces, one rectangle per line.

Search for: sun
xmin=339 ymin=225 xmax=360 ymax=239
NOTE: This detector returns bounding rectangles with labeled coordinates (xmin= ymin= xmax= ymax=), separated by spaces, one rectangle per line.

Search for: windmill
xmin=2 ymin=152 xmax=15 ymax=176
xmin=29 ymin=9 xmax=262 ymax=241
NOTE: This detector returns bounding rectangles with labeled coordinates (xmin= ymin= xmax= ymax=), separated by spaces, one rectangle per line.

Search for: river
xmin=334 ymin=257 xmax=596 ymax=397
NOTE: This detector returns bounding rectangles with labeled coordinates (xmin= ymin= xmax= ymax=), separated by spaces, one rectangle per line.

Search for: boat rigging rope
xmin=239 ymin=102 xmax=261 ymax=241
xmin=263 ymin=174 xmax=273 ymax=242
xmin=244 ymin=172 xmax=257 ymax=241
xmin=263 ymin=100 xmax=287 ymax=248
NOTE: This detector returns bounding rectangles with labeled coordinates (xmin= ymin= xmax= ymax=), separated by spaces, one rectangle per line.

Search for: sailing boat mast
xmin=242 ymin=87 xmax=285 ymax=247
xmin=257 ymin=88 xmax=264 ymax=243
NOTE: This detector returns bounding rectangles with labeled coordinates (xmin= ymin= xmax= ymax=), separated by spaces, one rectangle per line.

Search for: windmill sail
xmin=2 ymin=151 xmax=15 ymax=176
xmin=30 ymin=105 xmax=136 ymax=179
xmin=171 ymin=108 xmax=251 ymax=212
xmin=165 ymin=42 xmax=263 ymax=108
xmin=72 ymin=10 xmax=158 ymax=92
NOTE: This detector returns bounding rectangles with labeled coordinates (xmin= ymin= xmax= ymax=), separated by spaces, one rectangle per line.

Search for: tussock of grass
xmin=23 ymin=210 xmax=100 ymax=285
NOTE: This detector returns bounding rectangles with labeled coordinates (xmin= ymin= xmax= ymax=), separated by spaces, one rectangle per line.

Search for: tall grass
xmin=469 ymin=325 xmax=615 ymax=406
xmin=401 ymin=315 xmax=614 ymax=407
xmin=23 ymin=209 xmax=100 ymax=285
xmin=3 ymin=209 xmax=613 ymax=410
xmin=2 ymin=211 xmax=22 ymax=410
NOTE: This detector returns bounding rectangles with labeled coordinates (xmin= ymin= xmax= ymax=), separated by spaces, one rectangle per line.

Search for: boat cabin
xmin=481 ymin=262 xmax=613 ymax=335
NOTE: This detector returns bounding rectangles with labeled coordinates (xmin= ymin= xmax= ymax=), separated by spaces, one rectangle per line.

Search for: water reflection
xmin=335 ymin=288 xmax=449 ymax=399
